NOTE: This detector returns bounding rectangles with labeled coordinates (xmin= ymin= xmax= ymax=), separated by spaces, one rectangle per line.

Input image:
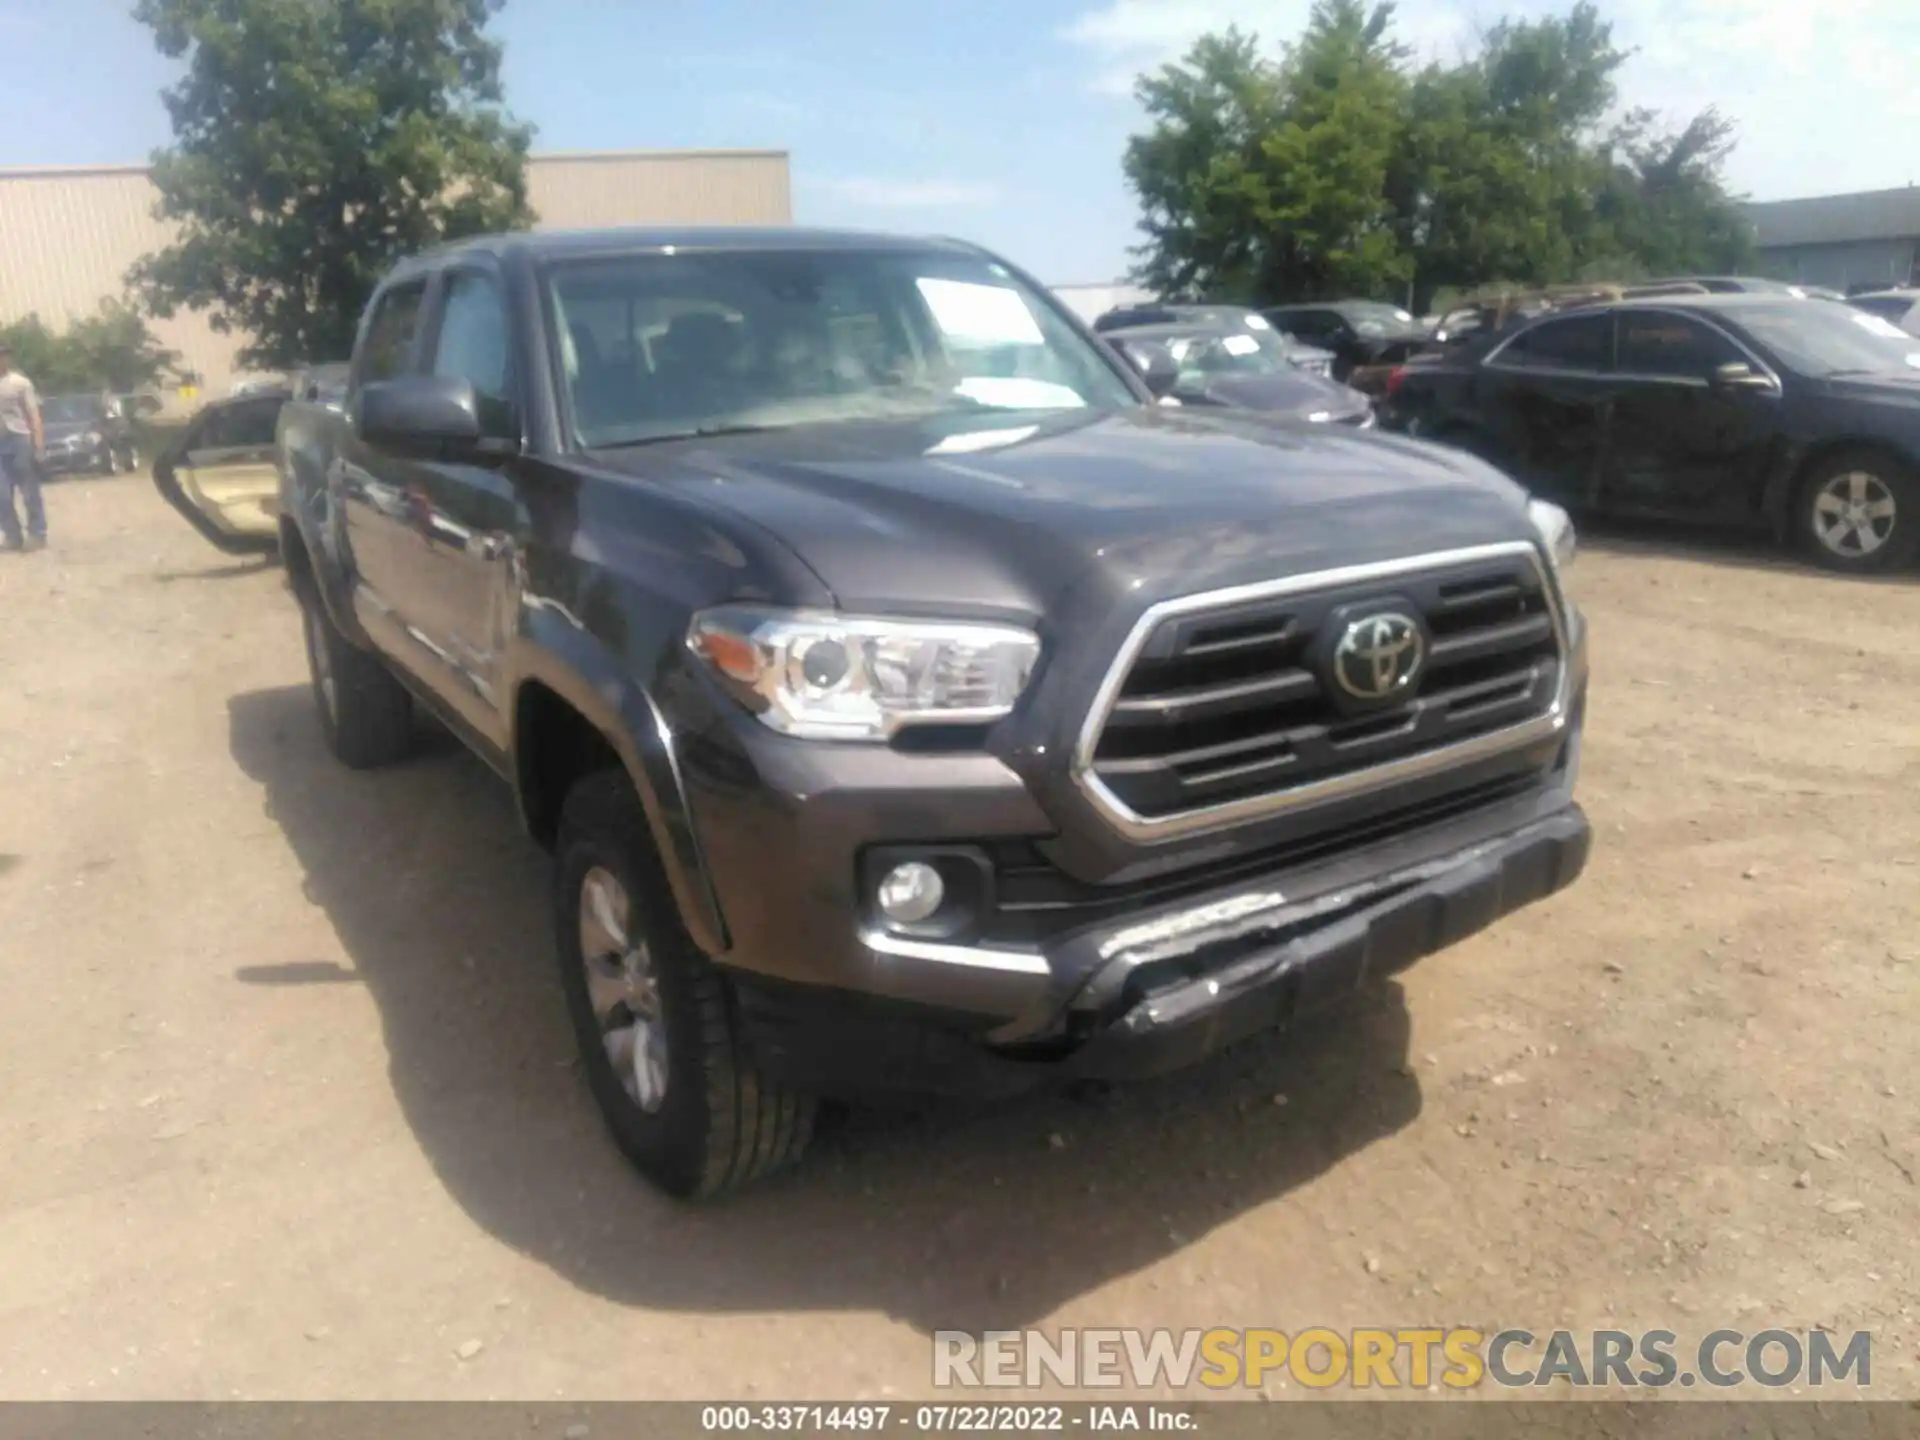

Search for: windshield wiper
xmin=596 ymin=423 xmax=781 ymax=449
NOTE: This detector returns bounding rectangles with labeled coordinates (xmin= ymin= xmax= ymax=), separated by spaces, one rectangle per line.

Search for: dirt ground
xmin=1 ymin=471 xmax=1917 ymax=1402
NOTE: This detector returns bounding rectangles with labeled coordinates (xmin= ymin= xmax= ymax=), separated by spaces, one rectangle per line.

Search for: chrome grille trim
xmin=1071 ymin=541 xmax=1572 ymax=843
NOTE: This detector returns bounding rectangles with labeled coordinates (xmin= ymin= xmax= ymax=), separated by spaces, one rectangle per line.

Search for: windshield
xmin=1737 ymin=304 xmax=1920 ymax=376
xmin=1345 ymin=302 xmax=1420 ymax=335
xmin=546 ymin=250 xmax=1139 ymax=447
xmin=1162 ymin=331 xmax=1288 ymax=379
xmin=42 ymin=396 xmax=105 ymax=424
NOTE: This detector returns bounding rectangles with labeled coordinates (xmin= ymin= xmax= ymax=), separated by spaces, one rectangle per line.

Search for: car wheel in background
xmin=300 ymin=594 xmax=416 ymax=768
xmin=553 ymin=770 xmax=816 ymax=1198
xmin=1798 ymin=450 xmax=1919 ymax=574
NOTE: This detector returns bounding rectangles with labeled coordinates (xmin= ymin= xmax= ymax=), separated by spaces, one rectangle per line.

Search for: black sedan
xmin=1106 ymin=323 xmax=1374 ymax=427
xmin=1381 ymin=295 xmax=1920 ymax=572
xmin=1262 ymin=301 xmax=1431 ymax=381
xmin=38 ymin=394 xmax=139 ymax=476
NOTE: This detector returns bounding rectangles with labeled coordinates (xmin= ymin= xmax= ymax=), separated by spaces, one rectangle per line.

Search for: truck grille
xmin=1079 ymin=544 xmax=1565 ymax=834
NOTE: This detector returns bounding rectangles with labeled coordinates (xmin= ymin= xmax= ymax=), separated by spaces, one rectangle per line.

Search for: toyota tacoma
xmin=172 ymin=227 xmax=1591 ymax=1197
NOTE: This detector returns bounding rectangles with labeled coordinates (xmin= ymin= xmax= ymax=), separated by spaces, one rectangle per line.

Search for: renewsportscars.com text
xmin=933 ymin=1327 xmax=1872 ymax=1391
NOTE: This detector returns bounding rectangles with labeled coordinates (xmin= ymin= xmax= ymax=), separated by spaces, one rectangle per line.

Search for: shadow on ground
xmin=228 ymin=684 xmax=1421 ymax=1333
xmin=1577 ymin=513 xmax=1917 ymax=583
xmin=154 ymin=558 xmax=278 ymax=583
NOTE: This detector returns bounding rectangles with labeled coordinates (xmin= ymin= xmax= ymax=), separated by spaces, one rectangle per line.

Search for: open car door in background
xmin=153 ymin=394 xmax=286 ymax=554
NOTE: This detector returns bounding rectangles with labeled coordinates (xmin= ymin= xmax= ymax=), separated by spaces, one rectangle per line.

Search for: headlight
xmin=688 ymin=607 xmax=1041 ymax=741
xmin=1527 ymin=497 xmax=1577 ymax=570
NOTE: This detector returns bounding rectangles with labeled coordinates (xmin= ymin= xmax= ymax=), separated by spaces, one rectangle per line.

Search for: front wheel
xmin=1798 ymin=452 xmax=1918 ymax=574
xmin=554 ymin=771 xmax=815 ymax=1198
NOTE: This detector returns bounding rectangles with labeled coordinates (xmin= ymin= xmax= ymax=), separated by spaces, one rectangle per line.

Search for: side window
xmin=1617 ymin=313 xmax=1742 ymax=379
xmin=196 ymin=397 xmax=282 ymax=451
xmin=431 ymin=271 xmax=515 ymax=436
xmin=358 ymin=282 xmax=427 ymax=386
xmin=1281 ymin=311 xmax=1329 ymax=341
xmin=1499 ymin=314 xmax=1614 ymax=372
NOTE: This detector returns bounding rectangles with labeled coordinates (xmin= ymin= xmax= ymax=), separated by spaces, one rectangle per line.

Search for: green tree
xmin=0 ymin=302 xmax=182 ymax=395
xmin=1124 ymin=3 xmax=1410 ymax=303
xmin=1125 ymin=0 xmax=1756 ymax=309
xmin=129 ymin=0 xmax=534 ymax=371
xmin=1593 ymin=107 xmax=1756 ymax=277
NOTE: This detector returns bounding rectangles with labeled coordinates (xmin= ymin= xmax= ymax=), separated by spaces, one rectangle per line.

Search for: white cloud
xmin=820 ymin=177 xmax=1002 ymax=209
xmin=1059 ymin=0 xmax=1920 ymax=201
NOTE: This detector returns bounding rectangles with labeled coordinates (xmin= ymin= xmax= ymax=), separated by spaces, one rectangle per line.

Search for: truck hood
xmin=583 ymin=407 xmax=1537 ymax=618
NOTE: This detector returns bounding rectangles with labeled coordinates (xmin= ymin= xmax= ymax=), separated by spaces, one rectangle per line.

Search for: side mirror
xmin=1710 ymin=361 xmax=1777 ymax=393
xmin=357 ymin=375 xmax=489 ymax=456
xmin=1120 ymin=340 xmax=1181 ymax=398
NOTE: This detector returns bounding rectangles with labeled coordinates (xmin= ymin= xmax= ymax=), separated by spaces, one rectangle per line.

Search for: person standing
xmin=0 ymin=345 xmax=47 ymax=552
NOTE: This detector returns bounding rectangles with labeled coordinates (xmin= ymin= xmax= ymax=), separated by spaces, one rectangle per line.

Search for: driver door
xmin=156 ymin=395 xmax=285 ymax=552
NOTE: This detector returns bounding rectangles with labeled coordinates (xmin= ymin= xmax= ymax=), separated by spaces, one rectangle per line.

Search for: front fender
xmin=509 ymin=611 xmax=730 ymax=959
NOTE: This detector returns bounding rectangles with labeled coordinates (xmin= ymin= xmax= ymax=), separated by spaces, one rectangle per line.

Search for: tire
xmin=554 ymin=770 xmax=815 ymax=1198
xmin=1796 ymin=449 xmax=1920 ymax=574
xmin=300 ymin=592 xmax=416 ymax=768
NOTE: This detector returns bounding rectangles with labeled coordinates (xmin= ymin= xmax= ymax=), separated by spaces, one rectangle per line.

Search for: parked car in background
xmin=1105 ymin=322 xmax=1374 ymax=426
xmin=1262 ymin=301 xmax=1430 ymax=382
xmin=1381 ymin=295 xmax=1920 ymax=572
xmin=152 ymin=388 xmax=288 ymax=554
xmin=38 ymin=393 xmax=139 ymax=476
xmin=1848 ymin=288 xmax=1920 ymax=336
xmin=1090 ymin=302 xmax=1337 ymax=376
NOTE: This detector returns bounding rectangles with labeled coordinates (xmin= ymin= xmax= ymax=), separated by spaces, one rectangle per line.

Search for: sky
xmin=5 ymin=0 xmax=1919 ymax=284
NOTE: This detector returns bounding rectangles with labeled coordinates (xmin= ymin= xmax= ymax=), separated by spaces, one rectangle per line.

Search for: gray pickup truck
xmin=165 ymin=226 xmax=1591 ymax=1197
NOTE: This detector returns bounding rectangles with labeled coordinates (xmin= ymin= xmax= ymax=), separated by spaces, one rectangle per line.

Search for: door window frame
xmin=350 ymin=277 xmax=432 ymax=394
xmin=1612 ymin=307 xmax=1776 ymax=388
xmin=420 ymin=262 xmax=525 ymax=444
xmin=1483 ymin=311 xmax=1618 ymax=378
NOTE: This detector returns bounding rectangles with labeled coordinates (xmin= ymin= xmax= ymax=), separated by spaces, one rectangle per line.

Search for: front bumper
xmin=702 ymin=735 xmax=1588 ymax=1098
xmin=40 ymin=442 xmax=107 ymax=474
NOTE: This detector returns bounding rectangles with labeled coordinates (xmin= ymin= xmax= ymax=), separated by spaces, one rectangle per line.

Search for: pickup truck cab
xmin=169 ymin=227 xmax=1591 ymax=1197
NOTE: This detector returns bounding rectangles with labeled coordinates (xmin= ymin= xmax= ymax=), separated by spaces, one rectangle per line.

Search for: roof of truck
xmin=411 ymin=226 xmax=988 ymax=266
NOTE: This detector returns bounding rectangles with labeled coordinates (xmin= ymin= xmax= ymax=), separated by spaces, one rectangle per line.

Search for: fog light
xmin=877 ymin=861 xmax=945 ymax=925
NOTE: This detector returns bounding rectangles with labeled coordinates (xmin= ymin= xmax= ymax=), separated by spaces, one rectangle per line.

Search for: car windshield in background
xmin=1738 ymin=304 xmax=1920 ymax=376
xmin=1346 ymin=303 xmax=1421 ymax=335
xmin=1162 ymin=331 xmax=1288 ymax=379
xmin=546 ymin=250 xmax=1138 ymax=447
xmin=42 ymin=396 xmax=105 ymax=424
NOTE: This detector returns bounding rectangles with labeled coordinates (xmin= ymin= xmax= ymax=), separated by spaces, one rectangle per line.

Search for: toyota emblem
xmin=1331 ymin=612 xmax=1425 ymax=701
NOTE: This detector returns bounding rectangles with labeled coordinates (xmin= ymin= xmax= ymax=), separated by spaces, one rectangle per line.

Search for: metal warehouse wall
xmin=1760 ymin=239 xmax=1918 ymax=292
xmin=0 ymin=149 xmax=791 ymax=401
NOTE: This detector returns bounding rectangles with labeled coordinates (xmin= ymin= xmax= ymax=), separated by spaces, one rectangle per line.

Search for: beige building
xmin=0 ymin=148 xmax=791 ymax=401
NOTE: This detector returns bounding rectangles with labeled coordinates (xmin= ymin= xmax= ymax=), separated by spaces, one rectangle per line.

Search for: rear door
xmin=161 ymin=396 xmax=285 ymax=550
xmin=1474 ymin=311 xmax=1615 ymax=505
xmin=1600 ymin=309 xmax=1781 ymax=519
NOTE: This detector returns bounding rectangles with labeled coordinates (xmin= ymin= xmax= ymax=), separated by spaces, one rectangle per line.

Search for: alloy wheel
xmin=1812 ymin=470 xmax=1897 ymax=559
xmin=578 ymin=866 xmax=670 ymax=1113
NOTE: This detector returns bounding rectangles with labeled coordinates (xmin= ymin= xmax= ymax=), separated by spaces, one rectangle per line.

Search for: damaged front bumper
xmin=1067 ymin=804 xmax=1589 ymax=1080
xmin=730 ymin=796 xmax=1591 ymax=1100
